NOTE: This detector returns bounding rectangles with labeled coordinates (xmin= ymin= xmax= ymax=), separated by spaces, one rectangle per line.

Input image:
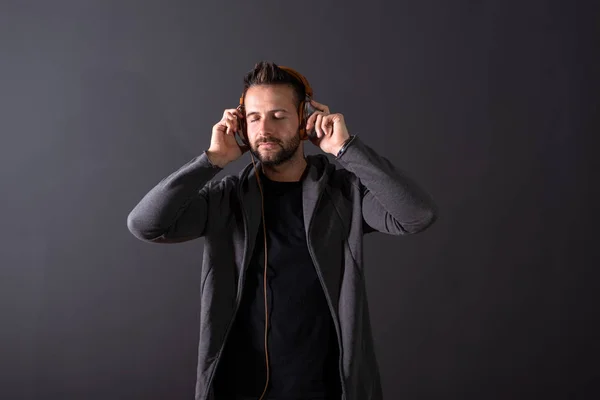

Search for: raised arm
xmin=127 ymin=107 xmax=249 ymax=243
xmin=305 ymin=100 xmax=437 ymax=236
xmin=126 ymin=152 xmax=225 ymax=243
xmin=336 ymin=135 xmax=437 ymax=235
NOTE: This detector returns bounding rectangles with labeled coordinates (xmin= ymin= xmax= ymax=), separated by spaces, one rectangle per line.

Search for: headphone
xmin=235 ymin=65 xmax=317 ymax=146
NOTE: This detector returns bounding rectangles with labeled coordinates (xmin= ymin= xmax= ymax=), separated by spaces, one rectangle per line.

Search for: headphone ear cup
xmin=297 ymin=100 xmax=306 ymax=139
xmin=303 ymin=99 xmax=317 ymax=139
xmin=233 ymin=120 xmax=248 ymax=148
xmin=235 ymin=105 xmax=249 ymax=147
xmin=240 ymin=118 xmax=247 ymax=144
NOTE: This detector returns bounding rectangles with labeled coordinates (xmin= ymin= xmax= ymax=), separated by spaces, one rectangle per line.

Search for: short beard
xmin=250 ymin=132 xmax=301 ymax=167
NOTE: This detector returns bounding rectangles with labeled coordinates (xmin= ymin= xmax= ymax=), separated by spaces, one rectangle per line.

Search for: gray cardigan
xmin=127 ymin=135 xmax=437 ymax=400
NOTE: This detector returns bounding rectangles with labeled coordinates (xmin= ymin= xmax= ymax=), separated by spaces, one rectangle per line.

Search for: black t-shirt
xmin=213 ymin=171 xmax=341 ymax=400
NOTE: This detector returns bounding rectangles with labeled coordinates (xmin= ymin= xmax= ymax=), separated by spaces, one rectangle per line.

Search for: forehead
xmin=243 ymin=84 xmax=296 ymax=112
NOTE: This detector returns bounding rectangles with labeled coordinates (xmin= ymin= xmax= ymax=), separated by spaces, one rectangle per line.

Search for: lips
xmin=259 ymin=141 xmax=279 ymax=148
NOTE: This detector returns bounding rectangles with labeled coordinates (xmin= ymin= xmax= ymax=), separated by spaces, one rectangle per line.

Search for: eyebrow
xmin=245 ymin=109 xmax=290 ymax=117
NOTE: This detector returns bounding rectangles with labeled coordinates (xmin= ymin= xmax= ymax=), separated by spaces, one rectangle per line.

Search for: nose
xmin=253 ymin=118 xmax=278 ymax=140
xmin=255 ymin=117 xmax=276 ymax=134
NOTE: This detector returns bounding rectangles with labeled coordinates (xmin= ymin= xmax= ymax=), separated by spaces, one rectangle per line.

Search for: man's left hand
xmin=305 ymin=100 xmax=350 ymax=155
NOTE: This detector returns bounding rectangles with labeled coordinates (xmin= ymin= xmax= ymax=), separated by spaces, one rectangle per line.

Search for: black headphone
xmin=235 ymin=65 xmax=317 ymax=146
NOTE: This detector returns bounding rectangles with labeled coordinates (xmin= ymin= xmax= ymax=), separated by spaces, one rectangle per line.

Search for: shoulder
xmin=307 ymin=154 xmax=361 ymax=193
xmin=202 ymin=159 xmax=257 ymax=196
xmin=201 ymin=173 xmax=239 ymax=197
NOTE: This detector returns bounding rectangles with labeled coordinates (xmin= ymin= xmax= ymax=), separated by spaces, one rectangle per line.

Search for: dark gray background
xmin=1 ymin=0 xmax=598 ymax=399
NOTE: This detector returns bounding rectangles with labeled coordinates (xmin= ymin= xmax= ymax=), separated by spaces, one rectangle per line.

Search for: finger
xmin=225 ymin=119 xmax=234 ymax=135
xmin=223 ymin=109 xmax=242 ymax=128
xmin=216 ymin=119 xmax=227 ymax=134
xmin=306 ymin=112 xmax=317 ymax=132
xmin=319 ymin=113 xmax=329 ymax=137
xmin=310 ymin=99 xmax=330 ymax=114
xmin=227 ymin=111 xmax=240 ymax=133
xmin=229 ymin=114 xmax=238 ymax=133
xmin=230 ymin=108 xmax=242 ymax=120
xmin=227 ymin=114 xmax=235 ymax=134
xmin=323 ymin=115 xmax=333 ymax=136
xmin=315 ymin=113 xmax=324 ymax=138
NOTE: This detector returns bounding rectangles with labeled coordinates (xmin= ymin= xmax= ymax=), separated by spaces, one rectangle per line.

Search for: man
xmin=127 ymin=61 xmax=437 ymax=400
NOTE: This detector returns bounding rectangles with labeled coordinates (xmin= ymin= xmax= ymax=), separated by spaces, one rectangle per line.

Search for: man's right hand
xmin=206 ymin=108 xmax=249 ymax=168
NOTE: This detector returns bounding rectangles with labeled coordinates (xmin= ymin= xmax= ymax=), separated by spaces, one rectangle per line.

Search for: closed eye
xmin=249 ymin=115 xmax=285 ymax=123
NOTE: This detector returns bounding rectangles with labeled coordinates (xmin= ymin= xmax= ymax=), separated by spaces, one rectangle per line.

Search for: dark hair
xmin=242 ymin=61 xmax=306 ymax=109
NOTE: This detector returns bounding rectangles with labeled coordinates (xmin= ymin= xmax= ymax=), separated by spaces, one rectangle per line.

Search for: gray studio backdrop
xmin=1 ymin=1 xmax=597 ymax=399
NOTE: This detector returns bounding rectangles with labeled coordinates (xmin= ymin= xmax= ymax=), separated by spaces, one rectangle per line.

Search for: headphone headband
xmin=278 ymin=65 xmax=313 ymax=98
xmin=239 ymin=65 xmax=313 ymax=105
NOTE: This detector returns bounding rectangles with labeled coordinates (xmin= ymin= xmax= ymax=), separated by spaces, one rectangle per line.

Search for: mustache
xmin=256 ymin=137 xmax=281 ymax=145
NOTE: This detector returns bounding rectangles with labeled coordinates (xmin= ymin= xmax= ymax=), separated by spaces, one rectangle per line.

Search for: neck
xmin=261 ymin=154 xmax=308 ymax=182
